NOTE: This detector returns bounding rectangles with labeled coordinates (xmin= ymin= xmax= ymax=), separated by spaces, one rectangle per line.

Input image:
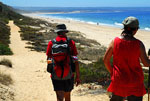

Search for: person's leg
xmin=127 ymin=95 xmax=143 ymax=101
xmin=110 ymin=94 xmax=124 ymax=101
xmin=56 ymin=91 xmax=65 ymax=101
xmin=63 ymin=77 xmax=74 ymax=101
xmin=64 ymin=92 xmax=71 ymax=101
xmin=52 ymin=79 xmax=65 ymax=101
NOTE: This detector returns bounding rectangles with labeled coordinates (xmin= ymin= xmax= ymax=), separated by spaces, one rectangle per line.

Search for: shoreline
xmin=23 ymin=13 xmax=150 ymax=32
xmin=23 ymin=13 xmax=150 ymax=52
xmin=23 ymin=13 xmax=150 ymax=31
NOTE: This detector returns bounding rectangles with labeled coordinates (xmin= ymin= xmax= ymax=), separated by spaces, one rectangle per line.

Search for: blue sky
xmin=0 ymin=0 xmax=150 ymax=7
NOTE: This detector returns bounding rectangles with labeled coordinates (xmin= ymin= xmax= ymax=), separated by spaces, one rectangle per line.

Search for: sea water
xmin=17 ymin=7 xmax=150 ymax=31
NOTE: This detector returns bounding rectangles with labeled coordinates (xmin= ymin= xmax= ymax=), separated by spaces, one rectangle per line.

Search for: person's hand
xmin=148 ymin=49 xmax=150 ymax=59
xmin=75 ymin=77 xmax=81 ymax=87
xmin=148 ymin=56 xmax=150 ymax=60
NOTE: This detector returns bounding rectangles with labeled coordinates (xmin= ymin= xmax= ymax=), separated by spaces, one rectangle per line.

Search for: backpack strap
xmin=52 ymin=39 xmax=56 ymax=44
xmin=66 ymin=38 xmax=72 ymax=53
xmin=66 ymin=38 xmax=76 ymax=72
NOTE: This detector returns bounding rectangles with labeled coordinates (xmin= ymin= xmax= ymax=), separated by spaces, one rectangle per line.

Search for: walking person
xmin=46 ymin=24 xmax=80 ymax=101
xmin=103 ymin=16 xmax=150 ymax=101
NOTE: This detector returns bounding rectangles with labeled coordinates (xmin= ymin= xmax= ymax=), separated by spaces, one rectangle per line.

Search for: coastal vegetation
xmin=0 ymin=58 xmax=14 ymax=100
xmin=0 ymin=2 xmax=19 ymax=100
xmin=0 ymin=71 xmax=13 ymax=86
xmin=0 ymin=20 xmax=13 ymax=55
xmin=0 ymin=58 xmax=12 ymax=68
xmin=0 ymin=71 xmax=14 ymax=100
xmin=0 ymin=2 xmax=23 ymax=55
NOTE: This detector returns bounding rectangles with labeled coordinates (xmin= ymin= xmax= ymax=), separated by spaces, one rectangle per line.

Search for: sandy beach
xmin=0 ymin=14 xmax=149 ymax=101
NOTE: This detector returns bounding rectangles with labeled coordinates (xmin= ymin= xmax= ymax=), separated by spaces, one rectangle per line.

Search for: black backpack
xmin=47 ymin=38 xmax=75 ymax=80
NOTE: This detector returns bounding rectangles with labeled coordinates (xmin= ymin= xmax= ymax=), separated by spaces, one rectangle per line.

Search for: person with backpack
xmin=103 ymin=16 xmax=150 ymax=101
xmin=46 ymin=24 xmax=80 ymax=101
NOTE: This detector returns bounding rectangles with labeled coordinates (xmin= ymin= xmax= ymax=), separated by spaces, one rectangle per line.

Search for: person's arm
xmin=103 ymin=40 xmax=114 ymax=75
xmin=75 ymin=61 xmax=81 ymax=86
xmin=148 ymin=49 xmax=150 ymax=59
xmin=46 ymin=41 xmax=52 ymax=62
xmin=71 ymin=40 xmax=81 ymax=86
xmin=140 ymin=42 xmax=150 ymax=67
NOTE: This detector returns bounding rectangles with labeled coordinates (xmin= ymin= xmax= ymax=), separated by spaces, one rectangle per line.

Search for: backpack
xmin=49 ymin=38 xmax=75 ymax=80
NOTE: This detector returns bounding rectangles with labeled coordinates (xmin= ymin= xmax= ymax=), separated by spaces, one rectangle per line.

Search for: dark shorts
xmin=51 ymin=77 xmax=74 ymax=92
xmin=110 ymin=94 xmax=143 ymax=101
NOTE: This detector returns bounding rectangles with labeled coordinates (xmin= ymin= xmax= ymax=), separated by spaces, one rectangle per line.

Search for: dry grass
xmin=67 ymin=31 xmax=106 ymax=61
xmin=0 ymin=58 xmax=12 ymax=67
xmin=0 ymin=71 xmax=13 ymax=86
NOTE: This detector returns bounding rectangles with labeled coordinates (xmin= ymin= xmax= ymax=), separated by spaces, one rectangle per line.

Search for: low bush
xmin=144 ymin=73 xmax=148 ymax=91
xmin=0 ymin=16 xmax=12 ymax=56
xmin=78 ymin=47 xmax=106 ymax=61
xmin=79 ymin=57 xmax=110 ymax=83
xmin=0 ymin=20 xmax=11 ymax=45
xmin=0 ymin=44 xmax=13 ymax=55
xmin=0 ymin=58 xmax=12 ymax=67
xmin=0 ymin=71 xmax=13 ymax=86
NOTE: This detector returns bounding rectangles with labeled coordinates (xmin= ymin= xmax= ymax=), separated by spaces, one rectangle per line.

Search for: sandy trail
xmin=0 ymin=21 xmax=54 ymax=101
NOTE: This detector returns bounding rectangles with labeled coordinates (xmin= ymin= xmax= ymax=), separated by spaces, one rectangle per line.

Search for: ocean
xmin=16 ymin=7 xmax=150 ymax=31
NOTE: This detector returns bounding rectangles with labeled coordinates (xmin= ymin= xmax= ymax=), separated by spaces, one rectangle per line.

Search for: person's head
xmin=122 ymin=16 xmax=139 ymax=36
xmin=54 ymin=24 xmax=69 ymax=36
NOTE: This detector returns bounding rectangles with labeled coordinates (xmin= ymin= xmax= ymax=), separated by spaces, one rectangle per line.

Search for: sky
xmin=0 ymin=0 xmax=150 ymax=7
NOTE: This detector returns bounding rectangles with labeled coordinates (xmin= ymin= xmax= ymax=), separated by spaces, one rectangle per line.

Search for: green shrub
xmin=0 ymin=20 xmax=11 ymax=45
xmin=79 ymin=57 xmax=110 ymax=83
xmin=0 ymin=58 xmax=12 ymax=67
xmin=144 ymin=73 xmax=148 ymax=89
xmin=78 ymin=47 xmax=106 ymax=61
xmin=0 ymin=71 xmax=13 ymax=86
xmin=0 ymin=44 xmax=13 ymax=55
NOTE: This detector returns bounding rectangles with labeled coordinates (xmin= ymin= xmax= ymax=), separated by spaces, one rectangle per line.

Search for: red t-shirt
xmin=46 ymin=35 xmax=78 ymax=78
xmin=108 ymin=37 xmax=146 ymax=97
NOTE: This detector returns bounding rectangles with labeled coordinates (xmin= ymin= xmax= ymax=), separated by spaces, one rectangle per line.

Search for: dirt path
xmin=0 ymin=21 xmax=55 ymax=101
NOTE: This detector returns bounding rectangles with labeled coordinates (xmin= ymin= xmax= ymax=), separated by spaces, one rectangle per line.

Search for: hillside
xmin=0 ymin=2 xmax=25 ymax=55
xmin=0 ymin=2 xmax=23 ymax=21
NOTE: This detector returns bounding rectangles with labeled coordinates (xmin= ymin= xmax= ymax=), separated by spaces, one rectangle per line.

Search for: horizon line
xmin=14 ymin=6 xmax=150 ymax=8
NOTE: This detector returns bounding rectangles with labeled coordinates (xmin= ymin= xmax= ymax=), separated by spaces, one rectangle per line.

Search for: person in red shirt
xmin=103 ymin=16 xmax=150 ymax=101
xmin=46 ymin=24 xmax=80 ymax=101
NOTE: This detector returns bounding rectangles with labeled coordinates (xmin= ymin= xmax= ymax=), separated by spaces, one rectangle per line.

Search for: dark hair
xmin=121 ymin=26 xmax=138 ymax=37
xmin=57 ymin=31 xmax=66 ymax=35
